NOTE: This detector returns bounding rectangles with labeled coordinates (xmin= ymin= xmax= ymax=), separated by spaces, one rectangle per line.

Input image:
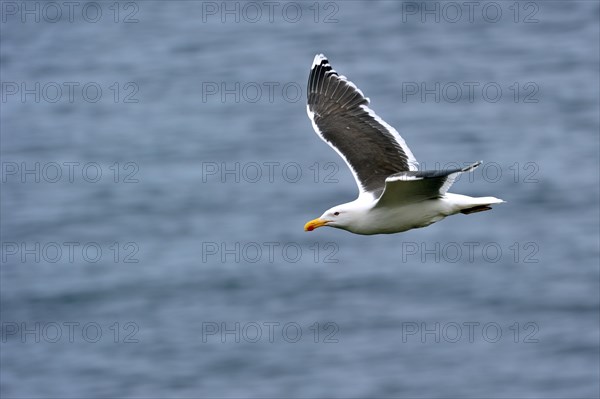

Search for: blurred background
xmin=1 ymin=1 xmax=599 ymax=397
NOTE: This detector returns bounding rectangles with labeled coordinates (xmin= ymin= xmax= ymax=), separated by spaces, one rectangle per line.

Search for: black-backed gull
xmin=304 ymin=54 xmax=504 ymax=235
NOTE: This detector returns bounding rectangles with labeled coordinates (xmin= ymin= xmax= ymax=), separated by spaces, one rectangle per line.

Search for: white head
xmin=304 ymin=202 xmax=366 ymax=232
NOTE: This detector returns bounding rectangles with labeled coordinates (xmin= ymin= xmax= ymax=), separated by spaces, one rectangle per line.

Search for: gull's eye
xmin=334 ymin=212 xmax=340 ymax=216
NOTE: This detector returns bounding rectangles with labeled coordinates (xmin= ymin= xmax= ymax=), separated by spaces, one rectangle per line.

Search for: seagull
xmin=304 ymin=54 xmax=504 ymax=235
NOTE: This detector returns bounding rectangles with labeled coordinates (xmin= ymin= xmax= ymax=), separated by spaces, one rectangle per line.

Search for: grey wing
xmin=307 ymin=54 xmax=418 ymax=198
xmin=375 ymin=162 xmax=482 ymax=207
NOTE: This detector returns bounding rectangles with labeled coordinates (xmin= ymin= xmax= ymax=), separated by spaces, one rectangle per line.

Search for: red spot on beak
xmin=307 ymin=225 xmax=315 ymax=231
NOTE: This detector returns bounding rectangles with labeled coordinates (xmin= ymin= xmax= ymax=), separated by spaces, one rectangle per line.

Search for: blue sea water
xmin=1 ymin=1 xmax=599 ymax=397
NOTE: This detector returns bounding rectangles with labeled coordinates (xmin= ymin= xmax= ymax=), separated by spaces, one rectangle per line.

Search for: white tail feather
xmin=444 ymin=193 xmax=505 ymax=215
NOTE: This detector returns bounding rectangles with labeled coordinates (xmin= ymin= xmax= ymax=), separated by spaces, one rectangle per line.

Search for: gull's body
xmin=303 ymin=54 xmax=504 ymax=235
xmin=315 ymin=193 xmax=501 ymax=235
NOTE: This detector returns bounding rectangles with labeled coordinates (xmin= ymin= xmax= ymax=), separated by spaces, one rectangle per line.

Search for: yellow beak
xmin=304 ymin=218 xmax=329 ymax=231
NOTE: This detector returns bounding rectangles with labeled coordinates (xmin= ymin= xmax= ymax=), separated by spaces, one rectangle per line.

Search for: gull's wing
xmin=375 ymin=162 xmax=481 ymax=207
xmin=306 ymin=54 xmax=418 ymax=199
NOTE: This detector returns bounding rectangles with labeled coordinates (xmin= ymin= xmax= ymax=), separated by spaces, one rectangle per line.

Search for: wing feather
xmin=375 ymin=162 xmax=482 ymax=207
xmin=307 ymin=54 xmax=418 ymax=198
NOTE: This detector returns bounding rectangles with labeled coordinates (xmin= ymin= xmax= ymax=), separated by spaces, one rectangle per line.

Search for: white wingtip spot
xmin=312 ymin=54 xmax=328 ymax=68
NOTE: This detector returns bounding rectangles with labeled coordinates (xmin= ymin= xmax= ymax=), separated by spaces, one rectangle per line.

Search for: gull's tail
xmin=443 ymin=192 xmax=504 ymax=215
xmin=458 ymin=196 xmax=505 ymax=215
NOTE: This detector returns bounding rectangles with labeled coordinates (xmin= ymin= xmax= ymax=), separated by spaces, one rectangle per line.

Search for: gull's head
xmin=304 ymin=206 xmax=353 ymax=232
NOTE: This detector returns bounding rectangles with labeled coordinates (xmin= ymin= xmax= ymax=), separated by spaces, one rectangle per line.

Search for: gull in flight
xmin=304 ymin=54 xmax=504 ymax=235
